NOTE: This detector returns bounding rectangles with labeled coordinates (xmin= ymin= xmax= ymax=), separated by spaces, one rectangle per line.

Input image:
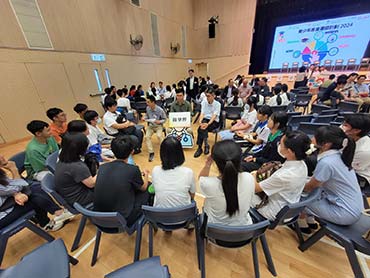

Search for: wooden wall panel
xmin=0 ymin=62 xmax=46 ymax=141
xmin=0 ymin=0 xmax=27 ymax=48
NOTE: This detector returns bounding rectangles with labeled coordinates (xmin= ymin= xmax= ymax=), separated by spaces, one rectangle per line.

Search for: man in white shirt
xmin=194 ymin=88 xmax=221 ymax=158
xmin=341 ymin=114 xmax=370 ymax=186
xmin=157 ymin=81 xmax=166 ymax=97
xmin=103 ymin=98 xmax=143 ymax=154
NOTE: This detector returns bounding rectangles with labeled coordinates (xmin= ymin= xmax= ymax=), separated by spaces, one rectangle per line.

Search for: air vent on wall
xmin=151 ymin=13 xmax=160 ymax=56
xmin=9 ymin=0 xmax=53 ymax=49
xmin=131 ymin=0 xmax=140 ymax=7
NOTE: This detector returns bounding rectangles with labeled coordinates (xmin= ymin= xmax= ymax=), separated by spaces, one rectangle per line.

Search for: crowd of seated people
xmin=3 ymin=68 xmax=370 ymax=271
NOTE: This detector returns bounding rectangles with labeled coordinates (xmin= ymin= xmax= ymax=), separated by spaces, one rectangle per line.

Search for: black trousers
xmin=116 ymin=128 xmax=144 ymax=150
xmin=196 ymin=119 xmax=219 ymax=146
xmin=126 ymin=191 xmax=150 ymax=227
xmin=240 ymin=161 xmax=262 ymax=173
xmin=0 ymin=184 xmax=61 ymax=229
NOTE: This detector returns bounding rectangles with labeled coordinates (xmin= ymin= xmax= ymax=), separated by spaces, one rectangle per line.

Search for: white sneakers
xmin=54 ymin=209 xmax=75 ymax=224
xmin=42 ymin=219 xmax=64 ymax=232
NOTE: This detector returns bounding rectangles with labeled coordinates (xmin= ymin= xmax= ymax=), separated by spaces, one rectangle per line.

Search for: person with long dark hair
xmin=268 ymin=84 xmax=290 ymax=106
xmin=199 ymin=140 xmax=254 ymax=225
xmin=303 ymin=126 xmax=363 ymax=228
xmin=241 ymin=111 xmax=288 ymax=172
xmin=151 ymin=137 xmax=195 ymax=207
xmin=252 ymin=131 xmax=311 ymax=220
xmin=55 ymin=132 xmax=96 ymax=207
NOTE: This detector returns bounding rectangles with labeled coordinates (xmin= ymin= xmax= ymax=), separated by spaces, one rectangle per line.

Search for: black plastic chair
xmin=286 ymin=111 xmax=302 ymax=121
xmin=338 ymin=101 xmax=359 ymax=113
xmin=9 ymin=152 xmax=26 ymax=175
xmin=212 ymin=110 xmax=226 ymax=142
xmin=224 ymin=106 xmax=242 ymax=121
xmin=287 ymin=115 xmax=313 ymax=130
xmin=270 ymin=105 xmax=288 ymax=113
xmin=105 ymin=256 xmax=170 ymax=278
xmin=200 ymin=216 xmax=276 ymax=278
xmin=311 ymin=104 xmax=331 ymax=115
xmin=320 ymin=109 xmax=339 ymax=115
xmin=294 ymin=94 xmax=312 ymax=114
xmin=141 ymin=203 xmax=202 ymax=271
xmin=313 ymin=114 xmax=337 ymax=124
xmin=250 ymin=188 xmax=322 ymax=245
xmin=299 ymin=214 xmax=370 ymax=278
xmin=0 ymin=210 xmax=78 ymax=266
xmin=74 ymin=203 xmax=145 ymax=266
xmin=0 ymin=239 xmax=70 ymax=278
xmin=45 ymin=151 xmax=59 ymax=174
xmin=297 ymin=122 xmax=330 ymax=137
xmin=134 ymin=101 xmax=148 ymax=114
xmin=40 ymin=173 xmax=92 ymax=252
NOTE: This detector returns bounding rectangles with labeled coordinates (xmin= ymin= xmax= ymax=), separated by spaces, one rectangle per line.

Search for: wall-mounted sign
xmin=90 ymin=53 xmax=106 ymax=62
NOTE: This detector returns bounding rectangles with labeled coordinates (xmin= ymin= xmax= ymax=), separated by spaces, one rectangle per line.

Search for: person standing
xmin=186 ymin=69 xmax=199 ymax=102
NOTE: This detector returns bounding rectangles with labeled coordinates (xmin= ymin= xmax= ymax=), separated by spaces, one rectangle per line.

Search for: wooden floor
xmin=1 ymin=121 xmax=369 ymax=277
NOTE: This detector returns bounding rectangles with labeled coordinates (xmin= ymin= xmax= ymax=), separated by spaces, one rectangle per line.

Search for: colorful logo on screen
xmin=292 ymin=31 xmax=339 ymax=63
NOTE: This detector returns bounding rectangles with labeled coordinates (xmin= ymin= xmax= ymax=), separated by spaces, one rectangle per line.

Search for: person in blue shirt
xmin=301 ymin=126 xmax=363 ymax=232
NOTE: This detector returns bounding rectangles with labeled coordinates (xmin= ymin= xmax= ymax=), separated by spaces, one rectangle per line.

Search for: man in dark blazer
xmin=186 ymin=69 xmax=199 ymax=101
xmin=222 ymin=78 xmax=236 ymax=99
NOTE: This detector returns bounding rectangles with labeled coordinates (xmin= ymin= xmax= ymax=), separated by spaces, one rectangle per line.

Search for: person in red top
xmin=46 ymin=107 xmax=67 ymax=145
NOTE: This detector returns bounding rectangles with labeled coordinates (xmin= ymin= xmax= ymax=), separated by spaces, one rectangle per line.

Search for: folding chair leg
xmin=200 ymin=237 xmax=206 ymax=278
xmin=71 ymin=215 xmax=88 ymax=252
xmin=298 ymin=227 xmax=326 ymax=252
xmin=251 ymin=240 xmax=260 ymax=278
xmin=194 ymin=218 xmax=202 ymax=270
xmin=0 ymin=236 xmax=9 ymax=266
xmin=68 ymin=255 xmax=79 ymax=265
xmin=148 ymin=225 xmax=153 ymax=257
xmin=91 ymin=229 xmax=101 ymax=266
xmin=342 ymin=239 xmax=364 ymax=278
xmin=134 ymin=222 xmax=143 ymax=262
xmin=25 ymin=221 xmax=54 ymax=242
xmin=362 ymin=193 xmax=369 ymax=209
xmin=260 ymin=234 xmax=277 ymax=276
xmin=293 ymin=222 xmax=305 ymax=244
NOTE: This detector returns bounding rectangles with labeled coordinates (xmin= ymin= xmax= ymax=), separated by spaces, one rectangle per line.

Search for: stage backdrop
xmin=269 ymin=13 xmax=370 ymax=70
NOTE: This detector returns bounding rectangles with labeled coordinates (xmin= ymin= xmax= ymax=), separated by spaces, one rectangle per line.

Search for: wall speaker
xmin=209 ymin=24 xmax=215 ymax=38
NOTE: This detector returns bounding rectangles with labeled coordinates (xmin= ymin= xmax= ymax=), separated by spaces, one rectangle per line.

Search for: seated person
xmin=222 ymin=79 xmax=236 ymax=99
xmin=235 ymin=105 xmax=272 ymax=154
xmin=145 ymin=96 xmax=167 ymax=162
xmin=226 ymin=89 xmax=243 ymax=107
xmin=152 ymin=137 xmax=195 ymax=208
xmin=0 ymin=154 xmax=70 ymax=231
xmin=55 ymin=132 xmax=96 ymax=207
xmin=218 ymin=96 xmax=258 ymax=140
xmin=67 ymin=120 xmax=89 ymax=136
xmin=320 ymin=74 xmax=348 ymax=105
xmin=73 ymin=103 xmax=88 ymax=120
xmin=164 ymin=85 xmax=176 ymax=99
xmin=302 ymin=126 xmax=363 ymax=229
xmin=341 ymin=114 xmax=370 ymax=186
xmin=103 ymin=97 xmax=143 ymax=153
xmin=84 ymin=110 xmax=115 ymax=161
xmin=94 ymin=136 xmax=150 ymax=227
xmin=241 ymin=111 xmax=288 ymax=172
xmin=320 ymin=74 xmax=336 ymax=89
xmin=168 ymin=88 xmax=193 ymax=136
xmin=199 ymin=140 xmax=254 ymax=225
xmin=268 ymin=84 xmax=290 ymax=106
xmin=238 ymin=78 xmax=252 ymax=101
xmin=281 ymin=83 xmax=292 ymax=103
xmin=46 ymin=107 xmax=67 ymax=145
xmin=116 ymin=88 xmax=132 ymax=111
xmin=252 ymin=131 xmax=311 ymax=220
xmin=194 ymin=88 xmax=221 ymax=158
xmin=25 ymin=121 xmax=59 ymax=181
xmin=256 ymin=77 xmax=270 ymax=97
xmin=251 ymin=86 xmax=265 ymax=106
xmin=349 ymin=75 xmax=370 ymax=109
